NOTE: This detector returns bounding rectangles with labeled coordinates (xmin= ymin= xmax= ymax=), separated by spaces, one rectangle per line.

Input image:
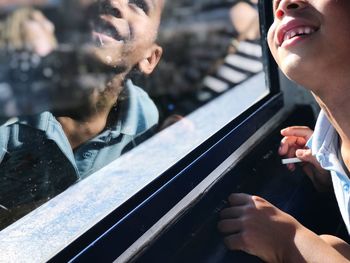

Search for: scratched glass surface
xmin=0 ymin=0 xmax=264 ymax=230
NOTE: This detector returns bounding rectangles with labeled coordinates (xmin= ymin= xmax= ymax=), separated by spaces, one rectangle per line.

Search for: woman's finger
xmin=279 ymin=136 xmax=307 ymax=155
xmin=217 ymin=218 xmax=243 ymax=234
xmin=220 ymin=206 xmax=244 ymax=219
xmin=223 ymin=233 xmax=245 ymax=251
xmin=280 ymin=126 xmax=313 ymax=140
xmin=227 ymin=193 xmax=251 ymax=206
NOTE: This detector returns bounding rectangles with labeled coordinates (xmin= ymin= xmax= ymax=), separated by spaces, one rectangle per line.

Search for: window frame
xmin=61 ymin=95 xmax=284 ymax=263
xmin=55 ymin=1 xmax=280 ymax=261
xmin=0 ymin=1 xmax=281 ymax=262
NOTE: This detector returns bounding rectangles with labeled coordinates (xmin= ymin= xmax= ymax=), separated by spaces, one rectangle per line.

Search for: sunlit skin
xmin=218 ymin=1 xmax=350 ymax=262
xmin=268 ymin=0 xmax=350 ymax=176
xmin=268 ymin=1 xmax=350 ymax=95
xmin=57 ymin=0 xmax=164 ymax=149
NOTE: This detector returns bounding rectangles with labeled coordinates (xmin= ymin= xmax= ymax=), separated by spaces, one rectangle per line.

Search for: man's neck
xmin=57 ymin=111 xmax=110 ymax=149
xmin=57 ymin=75 xmax=125 ymax=149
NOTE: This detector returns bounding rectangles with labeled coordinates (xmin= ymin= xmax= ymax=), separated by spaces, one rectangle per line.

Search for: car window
xmin=0 ymin=0 xmax=267 ymax=233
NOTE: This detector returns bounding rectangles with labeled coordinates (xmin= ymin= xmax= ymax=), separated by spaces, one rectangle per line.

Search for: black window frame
xmin=0 ymin=1 xmax=282 ymax=262
xmin=48 ymin=1 xmax=282 ymax=261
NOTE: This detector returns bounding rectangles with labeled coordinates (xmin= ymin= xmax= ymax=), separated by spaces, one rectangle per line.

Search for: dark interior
xmin=134 ymin=105 xmax=349 ymax=263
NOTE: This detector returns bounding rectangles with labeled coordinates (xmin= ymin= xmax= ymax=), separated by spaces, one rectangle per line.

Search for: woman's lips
xmin=277 ymin=20 xmax=318 ymax=47
xmin=282 ymin=26 xmax=315 ymax=42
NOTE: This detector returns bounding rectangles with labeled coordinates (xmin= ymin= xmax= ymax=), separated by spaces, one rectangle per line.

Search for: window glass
xmin=0 ymin=0 xmax=266 ymax=230
xmin=146 ymin=0 xmax=263 ymax=125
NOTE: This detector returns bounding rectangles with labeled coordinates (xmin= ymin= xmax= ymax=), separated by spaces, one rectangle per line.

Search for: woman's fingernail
xmin=296 ymin=150 xmax=302 ymax=157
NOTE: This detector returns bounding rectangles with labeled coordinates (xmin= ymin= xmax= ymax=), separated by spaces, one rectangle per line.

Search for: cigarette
xmin=281 ymin=157 xmax=302 ymax=164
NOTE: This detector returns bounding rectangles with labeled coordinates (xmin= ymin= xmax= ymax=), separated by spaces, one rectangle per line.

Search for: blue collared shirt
xmin=0 ymin=80 xmax=158 ymax=212
xmin=307 ymin=110 xmax=350 ymax=233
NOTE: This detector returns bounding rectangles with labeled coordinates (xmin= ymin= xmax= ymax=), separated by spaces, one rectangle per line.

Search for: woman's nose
xmin=275 ymin=0 xmax=307 ymax=19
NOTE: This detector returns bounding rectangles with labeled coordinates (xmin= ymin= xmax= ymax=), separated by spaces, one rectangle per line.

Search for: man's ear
xmin=138 ymin=44 xmax=163 ymax=75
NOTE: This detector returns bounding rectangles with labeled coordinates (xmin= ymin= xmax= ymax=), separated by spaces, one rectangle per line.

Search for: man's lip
xmin=92 ymin=31 xmax=123 ymax=46
xmin=276 ymin=19 xmax=318 ymax=47
xmin=92 ymin=15 xmax=131 ymax=44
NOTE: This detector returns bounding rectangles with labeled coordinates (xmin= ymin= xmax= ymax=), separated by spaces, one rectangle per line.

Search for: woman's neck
xmin=314 ymin=89 xmax=350 ymax=172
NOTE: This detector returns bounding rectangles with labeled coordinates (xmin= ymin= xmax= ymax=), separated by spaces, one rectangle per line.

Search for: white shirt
xmin=308 ymin=110 xmax=350 ymax=233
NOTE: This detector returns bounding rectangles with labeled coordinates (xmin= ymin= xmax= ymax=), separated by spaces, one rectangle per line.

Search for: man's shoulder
xmin=119 ymin=80 xmax=159 ymax=136
xmin=2 ymin=111 xmax=57 ymax=132
xmin=125 ymin=80 xmax=158 ymax=114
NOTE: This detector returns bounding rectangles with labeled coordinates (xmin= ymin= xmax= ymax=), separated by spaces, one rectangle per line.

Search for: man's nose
xmin=100 ymin=0 xmax=123 ymax=18
xmin=275 ymin=0 xmax=307 ymax=19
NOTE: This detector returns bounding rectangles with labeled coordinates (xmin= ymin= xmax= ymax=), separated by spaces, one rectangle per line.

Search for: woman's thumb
xmin=296 ymin=149 xmax=316 ymax=165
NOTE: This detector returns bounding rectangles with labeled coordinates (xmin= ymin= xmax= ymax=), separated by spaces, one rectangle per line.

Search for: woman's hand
xmin=217 ymin=193 xmax=300 ymax=263
xmin=279 ymin=126 xmax=331 ymax=192
xmin=218 ymin=193 xmax=350 ymax=263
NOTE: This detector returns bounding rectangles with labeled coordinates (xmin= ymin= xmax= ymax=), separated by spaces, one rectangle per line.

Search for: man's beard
xmin=49 ymin=47 xmax=131 ymax=120
xmin=51 ymin=93 xmax=101 ymax=120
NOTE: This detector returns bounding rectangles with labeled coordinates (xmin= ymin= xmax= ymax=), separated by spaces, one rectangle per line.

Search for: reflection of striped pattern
xmin=199 ymin=40 xmax=263 ymax=101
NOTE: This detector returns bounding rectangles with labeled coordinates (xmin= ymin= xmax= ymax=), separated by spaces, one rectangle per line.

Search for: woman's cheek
xmin=267 ymin=25 xmax=277 ymax=57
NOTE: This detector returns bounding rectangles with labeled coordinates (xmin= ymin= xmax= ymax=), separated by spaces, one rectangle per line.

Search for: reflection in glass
xmin=0 ymin=0 xmax=163 ymax=229
xmin=141 ymin=0 xmax=262 ymax=126
xmin=0 ymin=0 xmax=264 ymax=230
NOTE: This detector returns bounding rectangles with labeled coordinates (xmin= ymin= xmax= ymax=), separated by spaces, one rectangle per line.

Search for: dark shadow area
xmin=134 ymin=105 xmax=349 ymax=263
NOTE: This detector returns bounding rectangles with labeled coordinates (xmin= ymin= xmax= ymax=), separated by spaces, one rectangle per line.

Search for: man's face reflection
xmin=53 ymin=0 xmax=164 ymax=118
xmin=88 ymin=0 xmax=164 ymax=73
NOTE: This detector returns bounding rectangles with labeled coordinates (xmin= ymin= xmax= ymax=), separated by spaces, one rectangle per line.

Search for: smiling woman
xmin=215 ymin=0 xmax=350 ymax=262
